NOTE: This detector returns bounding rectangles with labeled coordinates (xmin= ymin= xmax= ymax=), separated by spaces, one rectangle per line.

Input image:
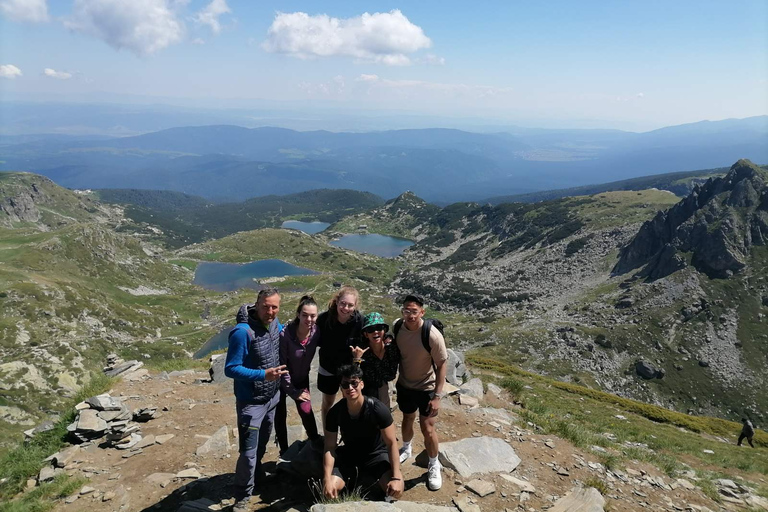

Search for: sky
xmin=0 ymin=0 xmax=767 ymax=131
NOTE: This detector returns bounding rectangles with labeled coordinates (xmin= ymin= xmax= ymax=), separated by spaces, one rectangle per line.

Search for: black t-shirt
xmin=326 ymin=396 xmax=393 ymax=464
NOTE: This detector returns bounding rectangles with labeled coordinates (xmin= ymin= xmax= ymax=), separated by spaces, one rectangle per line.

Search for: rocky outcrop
xmin=614 ymin=159 xmax=768 ymax=279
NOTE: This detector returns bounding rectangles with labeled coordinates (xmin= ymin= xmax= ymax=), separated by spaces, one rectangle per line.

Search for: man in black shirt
xmin=323 ymin=365 xmax=404 ymax=500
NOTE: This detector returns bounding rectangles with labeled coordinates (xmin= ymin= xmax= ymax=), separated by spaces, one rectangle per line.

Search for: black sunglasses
xmin=363 ymin=325 xmax=387 ymax=334
xmin=340 ymin=379 xmax=361 ymax=390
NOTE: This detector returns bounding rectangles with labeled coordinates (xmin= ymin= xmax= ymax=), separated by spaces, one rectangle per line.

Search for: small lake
xmin=281 ymin=220 xmax=330 ymax=234
xmin=193 ymin=259 xmax=318 ymax=292
xmin=330 ymin=234 xmax=414 ymax=258
xmin=194 ymin=326 xmax=231 ymax=359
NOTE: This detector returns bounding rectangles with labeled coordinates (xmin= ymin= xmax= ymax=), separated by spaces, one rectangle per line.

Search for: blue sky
xmin=0 ymin=0 xmax=766 ymax=130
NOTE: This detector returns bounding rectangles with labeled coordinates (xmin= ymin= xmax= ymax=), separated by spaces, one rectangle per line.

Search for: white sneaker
xmin=427 ymin=462 xmax=442 ymax=491
xmin=398 ymin=444 xmax=412 ymax=464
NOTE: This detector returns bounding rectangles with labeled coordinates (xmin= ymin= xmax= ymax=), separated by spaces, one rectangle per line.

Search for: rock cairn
xmin=66 ymin=393 xmax=158 ymax=446
xmin=104 ymin=353 xmax=145 ymax=379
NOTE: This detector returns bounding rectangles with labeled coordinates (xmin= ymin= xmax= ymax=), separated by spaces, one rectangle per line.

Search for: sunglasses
xmin=340 ymin=380 xmax=361 ymax=390
xmin=363 ymin=325 xmax=387 ymax=334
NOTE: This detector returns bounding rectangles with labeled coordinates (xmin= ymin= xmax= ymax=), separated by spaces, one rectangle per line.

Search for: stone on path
xmin=460 ymin=378 xmax=484 ymax=399
xmin=309 ymin=502 xmax=458 ymax=512
xmin=466 ymin=479 xmax=496 ymax=497
xmin=49 ymin=445 xmax=79 ymax=468
xmin=440 ymin=436 xmax=521 ymax=478
xmin=146 ymin=473 xmax=176 ymax=487
xmin=134 ymin=434 xmax=156 ymax=450
xmin=86 ymin=394 xmax=123 ymax=411
xmin=452 ymin=496 xmax=481 ymax=512
xmin=176 ymin=468 xmax=201 ymax=479
xmin=156 ymin=433 xmax=175 ymax=444
xmin=549 ymin=487 xmax=605 ymax=512
xmin=38 ymin=466 xmax=60 ymax=483
xmin=499 ymin=474 xmax=536 ymax=493
xmin=76 ymin=409 xmax=108 ymax=433
xmin=458 ymin=395 xmax=479 ymax=407
xmin=196 ymin=426 xmax=230 ymax=457
xmin=486 ymin=382 xmax=502 ymax=397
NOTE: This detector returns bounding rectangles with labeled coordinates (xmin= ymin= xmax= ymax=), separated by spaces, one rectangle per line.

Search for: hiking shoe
xmin=233 ymin=497 xmax=251 ymax=512
xmin=427 ymin=461 xmax=442 ymax=491
xmin=398 ymin=444 xmax=412 ymax=464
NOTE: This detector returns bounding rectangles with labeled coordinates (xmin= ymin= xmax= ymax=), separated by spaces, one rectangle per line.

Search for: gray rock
xmin=440 ymin=436 xmax=521 ymax=478
xmin=486 ymin=383 xmax=502 ymax=398
xmin=209 ymin=354 xmax=227 ymax=384
xmin=499 ymin=474 xmax=536 ymax=493
xmin=445 ymin=349 xmax=468 ymax=386
xmin=466 ymin=478 xmax=496 ymax=497
xmin=133 ymin=406 xmax=158 ymax=422
xmin=146 ymin=472 xmax=176 ymax=487
xmin=176 ymin=468 xmax=201 ymax=479
xmin=23 ymin=421 xmax=55 ymax=440
xmin=104 ymin=360 xmax=143 ymax=378
xmin=49 ymin=445 xmax=79 ymax=468
xmin=458 ymin=395 xmax=479 ymax=407
xmin=549 ymin=487 xmax=605 ymax=512
xmin=635 ymin=360 xmax=663 ymax=380
xmin=86 ymin=394 xmax=123 ymax=411
xmin=76 ymin=409 xmax=108 ymax=433
xmin=38 ymin=465 xmax=58 ymax=482
xmin=460 ymin=378 xmax=484 ymax=399
xmin=452 ymin=497 xmax=481 ymax=512
xmin=196 ymin=426 xmax=230 ymax=457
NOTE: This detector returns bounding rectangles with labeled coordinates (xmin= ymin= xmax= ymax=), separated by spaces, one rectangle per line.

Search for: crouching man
xmin=322 ymin=365 xmax=404 ymax=501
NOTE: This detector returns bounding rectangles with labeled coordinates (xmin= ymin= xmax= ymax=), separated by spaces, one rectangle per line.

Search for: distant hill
xmin=1 ymin=116 xmax=766 ymax=202
xmin=483 ymin=166 xmax=734 ymax=204
xmin=96 ymin=187 xmax=384 ymax=248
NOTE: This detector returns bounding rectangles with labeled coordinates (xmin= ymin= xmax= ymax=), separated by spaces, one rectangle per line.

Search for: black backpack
xmin=392 ymin=318 xmax=445 ymax=371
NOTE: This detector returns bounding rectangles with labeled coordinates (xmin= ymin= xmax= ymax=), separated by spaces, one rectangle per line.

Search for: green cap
xmin=362 ymin=312 xmax=389 ymax=332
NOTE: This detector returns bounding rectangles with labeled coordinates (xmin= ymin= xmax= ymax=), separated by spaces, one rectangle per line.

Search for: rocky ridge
xmin=18 ymin=361 xmax=765 ymax=512
xmin=614 ymin=159 xmax=768 ymax=279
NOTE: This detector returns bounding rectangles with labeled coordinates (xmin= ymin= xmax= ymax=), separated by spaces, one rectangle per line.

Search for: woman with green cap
xmin=351 ymin=312 xmax=401 ymax=409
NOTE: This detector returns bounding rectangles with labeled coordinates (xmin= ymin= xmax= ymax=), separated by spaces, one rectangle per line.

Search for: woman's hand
xmin=297 ymin=390 xmax=311 ymax=402
xmin=350 ymin=345 xmax=369 ymax=362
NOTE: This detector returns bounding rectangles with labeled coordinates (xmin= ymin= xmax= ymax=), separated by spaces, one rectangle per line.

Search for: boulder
xmin=549 ymin=487 xmax=605 ymax=512
xmin=439 ymin=436 xmax=521 ymax=478
xmin=635 ymin=361 xmax=663 ymax=380
xmin=460 ymin=378 xmax=484 ymax=399
xmin=104 ymin=360 xmax=142 ymax=378
xmin=209 ymin=354 xmax=227 ymax=384
xmin=196 ymin=426 xmax=230 ymax=457
xmin=76 ymin=409 xmax=108 ymax=434
xmin=465 ymin=478 xmax=495 ymax=497
xmin=445 ymin=349 xmax=468 ymax=386
xmin=86 ymin=394 xmax=123 ymax=411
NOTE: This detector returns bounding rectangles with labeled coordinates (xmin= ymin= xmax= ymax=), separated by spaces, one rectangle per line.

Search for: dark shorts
xmin=318 ymin=373 xmax=341 ymax=395
xmin=334 ymin=448 xmax=391 ymax=485
xmin=396 ymin=383 xmax=434 ymax=417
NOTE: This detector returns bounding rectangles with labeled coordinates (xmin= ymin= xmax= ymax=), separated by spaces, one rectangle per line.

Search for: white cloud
xmin=417 ymin=53 xmax=445 ymax=65
xmin=0 ymin=0 xmax=48 ymax=23
xmin=194 ymin=0 xmax=229 ymax=34
xmin=65 ymin=0 xmax=184 ymax=56
xmin=191 ymin=37 xmax=205 ymax=45
xmin=263 ymin=9 xmax=432 ymax=65
xmin=0 ymin=64 xmax=22 ymax=78
xmin=43 ymin=68 xmax=73 ymax=80
xmin=356 ymin=74 xmax=379 ymax=82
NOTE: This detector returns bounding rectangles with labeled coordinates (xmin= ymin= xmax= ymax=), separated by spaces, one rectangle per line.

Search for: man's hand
xmin=297 ymin=389 xmax=310 ymax=402
xmin=426 ymin=395 xmax=440 ymax=417
xmin=323 ymin=478 xmax=338 ymax=499
xmin=386 ymin=478 xmax=404 ymax=499
xmin=264 ymin=365 xmax=288 ymax=381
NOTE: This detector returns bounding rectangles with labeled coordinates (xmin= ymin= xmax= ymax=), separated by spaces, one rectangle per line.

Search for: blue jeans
xmin=234 ymin=393 xmax=279 ymax=499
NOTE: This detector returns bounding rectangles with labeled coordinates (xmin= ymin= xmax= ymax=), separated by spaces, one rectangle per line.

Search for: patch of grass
xmin=145 ymin=357 xmax=209 ymax=373
xmin=499 ymin=377 xmax=524 ymax=398
xmin=698 ymin=479 xmax=722 ymax=504
xmin=598 ymin=453 xmax=621 ymax=471
xmin=168 ymin=259 xmax=198 ymax=271
xmin=308 ymin=479 xmax=369 ymax=504
xmin=0 ymin=474 xmax=86 ymax=512
xmin=583 ymin=476 xmax=609 ymax=495
xmin=0 ymin=373 xmax=114 ymax=500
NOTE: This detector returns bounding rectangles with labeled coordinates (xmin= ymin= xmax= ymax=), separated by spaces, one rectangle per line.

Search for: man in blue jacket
xmin=225 ymin=288 xmax=288 ymax=511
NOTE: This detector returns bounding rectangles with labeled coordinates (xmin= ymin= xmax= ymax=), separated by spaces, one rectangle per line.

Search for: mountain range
xmin=1 ymin=116 xmax=765 ymax=202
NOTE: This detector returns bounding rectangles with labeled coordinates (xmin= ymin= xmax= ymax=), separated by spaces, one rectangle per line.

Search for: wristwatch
xmin=433 ymin=391 xmax=445 ymax=399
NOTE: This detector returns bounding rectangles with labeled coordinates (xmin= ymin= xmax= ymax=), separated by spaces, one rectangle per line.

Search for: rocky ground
xmin=27 ymin=366 xmax=763 ymax=512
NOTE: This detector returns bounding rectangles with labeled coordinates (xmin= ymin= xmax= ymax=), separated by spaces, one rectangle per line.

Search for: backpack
xmin=392 ymin=318 xmax=445 ymax=371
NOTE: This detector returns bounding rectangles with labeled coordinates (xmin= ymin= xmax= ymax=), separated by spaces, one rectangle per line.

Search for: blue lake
xmin=193 ymin=259 xmax=318 ymax=292
xmin=194 ymin=327 xmax=232 ymax=359
xmin=281 ymin=220 xmax=331 ymax=234
xmin=330 ymin=234 xmax=414 ymax=258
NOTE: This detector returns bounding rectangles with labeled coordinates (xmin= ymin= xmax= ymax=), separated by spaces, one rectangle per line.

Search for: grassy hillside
xmin=97 ymin=188 xmax=384 ymax=248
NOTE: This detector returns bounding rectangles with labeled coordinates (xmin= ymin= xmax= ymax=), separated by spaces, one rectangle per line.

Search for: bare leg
xmin=419 ymin=414 xmax=439 ymax=458
xmin=401 ymin=412 xmax=417 ymax=444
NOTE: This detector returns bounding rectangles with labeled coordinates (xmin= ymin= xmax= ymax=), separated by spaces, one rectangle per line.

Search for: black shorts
xmin=334 ymin=448 xmax=391 ymax=485
xmin=318 ymin=373 xmax=341 ymax=395
xmin=396 ymin=383 xmax=434 ymax=417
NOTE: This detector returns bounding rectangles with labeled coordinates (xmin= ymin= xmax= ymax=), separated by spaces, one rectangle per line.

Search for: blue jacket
xmin=225 ymin=304 xmax=282 ymax=404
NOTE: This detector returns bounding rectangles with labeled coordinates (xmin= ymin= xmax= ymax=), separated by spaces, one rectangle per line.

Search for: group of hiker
xmin=224 ymin=286 xmax=448 ymax=511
